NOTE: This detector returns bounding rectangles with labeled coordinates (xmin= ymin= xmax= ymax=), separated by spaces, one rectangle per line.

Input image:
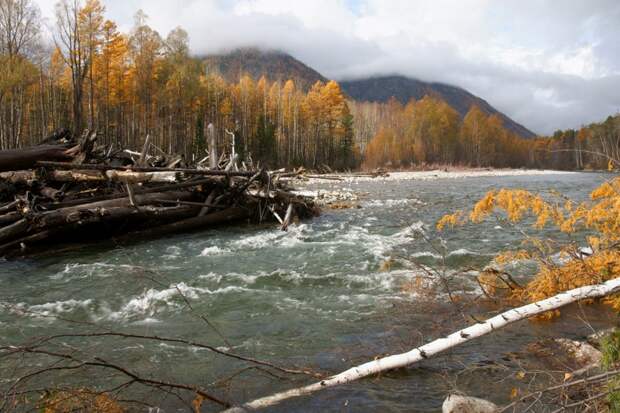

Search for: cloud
xmin=33 ymin=0 xmax=620 ymax=135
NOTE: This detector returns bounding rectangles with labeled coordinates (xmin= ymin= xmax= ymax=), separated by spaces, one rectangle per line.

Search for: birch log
xmin=280 ymin=204 xmax=294 ymax=231
xmin=105 ymin=170 xmax=180 ymax=183
xmin=208 ymin=123 xmax=217 ymax=170
xmin=223 ymin=277 xmax=620 ymax=412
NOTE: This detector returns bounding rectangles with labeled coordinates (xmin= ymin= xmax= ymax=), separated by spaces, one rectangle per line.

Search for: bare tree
xmin=0 ymin=0 xmax=40 ymax=148
xmin=0 ymin=0 xmax=40 ymax=57
xmin=55 ymin=0 xmax=88 ymax=135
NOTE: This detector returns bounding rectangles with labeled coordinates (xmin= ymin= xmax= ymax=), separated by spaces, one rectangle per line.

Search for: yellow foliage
xmin=41 ymin=389 xmax=123 ymax=413
xmin=436 ymin=211 xmax=464 ymax=230
xmin=438 ymin=177 xmax=620 ymax=316
xmin=494 ymin=250 xmax=531 ymax=265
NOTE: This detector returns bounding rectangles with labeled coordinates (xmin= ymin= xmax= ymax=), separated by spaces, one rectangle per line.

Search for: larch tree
xmin=0 ymin=0 xmax=40 ymax=148
xmin=78 ymin=0 xmax=103 ymax=130
xmin=128 ymin=9 xmax=161 ymax=144
xmin=55 ymin=0 xmax=90 ymax=135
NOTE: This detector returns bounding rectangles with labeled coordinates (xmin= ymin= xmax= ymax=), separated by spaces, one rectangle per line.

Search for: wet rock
xmin=442 ymin=394 xmax=499 ymax=413
xmin=554 ymin=338 xmax=602 ymax=366
xmin=587 ymin=328 xmax=617 ymax=346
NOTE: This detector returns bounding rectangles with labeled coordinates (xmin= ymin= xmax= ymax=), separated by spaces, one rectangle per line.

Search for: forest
xmin=1 ymin=0 xmax=619 ymax=171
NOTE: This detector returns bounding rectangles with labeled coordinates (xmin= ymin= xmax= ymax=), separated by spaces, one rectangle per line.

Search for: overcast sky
xmin=34 ymin=0 xmax=620 ymax=135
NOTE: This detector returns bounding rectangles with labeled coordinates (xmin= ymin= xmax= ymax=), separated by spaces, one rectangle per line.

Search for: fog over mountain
xmin=35 ymin=0 xmax=620 ymax=135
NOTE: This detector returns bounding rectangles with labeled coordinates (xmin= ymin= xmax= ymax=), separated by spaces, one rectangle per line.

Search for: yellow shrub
xmin=437 ymin=177 xmax=620 ymax=316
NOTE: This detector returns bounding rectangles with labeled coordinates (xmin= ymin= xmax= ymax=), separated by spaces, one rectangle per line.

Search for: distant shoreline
xmin=304 ymin=169 xmax=581 ymax=184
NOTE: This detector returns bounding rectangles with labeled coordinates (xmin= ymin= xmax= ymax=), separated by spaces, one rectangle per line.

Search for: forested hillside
xmin=203 ymin=48 xmax=326 ymax=90
xmin=531 ymin=114 xmax=620 ymax=170
xmin=340 ymin=76 xmax=536 ymax=139
xmin=1 ymin=0 xmax=618 ymax=171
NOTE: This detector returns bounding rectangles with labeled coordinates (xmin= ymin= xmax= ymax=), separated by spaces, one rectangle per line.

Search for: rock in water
xmin=442 ymin=394 xmax=499 ymax=413
xmin=554 ymin=338 xmax=602 ymax=366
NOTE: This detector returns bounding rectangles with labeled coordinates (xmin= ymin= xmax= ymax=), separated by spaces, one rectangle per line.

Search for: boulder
xmin=554 ymin=338 xmax=602 ymax=366
xmin=442 ymin=394 xmax=499 ymax=413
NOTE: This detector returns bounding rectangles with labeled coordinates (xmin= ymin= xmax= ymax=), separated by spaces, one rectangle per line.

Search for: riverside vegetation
xmin=0 ymin=0 xmax=619 ymax=171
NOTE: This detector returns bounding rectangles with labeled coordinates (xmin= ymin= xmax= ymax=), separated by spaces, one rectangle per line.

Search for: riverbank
xmin=303 ymin=168 xmax=577 ymax=184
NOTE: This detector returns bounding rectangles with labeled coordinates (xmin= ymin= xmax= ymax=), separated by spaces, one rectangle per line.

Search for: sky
xmin=34 ymin=0 xmax=620 ymax=135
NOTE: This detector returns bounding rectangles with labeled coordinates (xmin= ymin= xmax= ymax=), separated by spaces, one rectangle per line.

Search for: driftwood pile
xmin=0 ymin=131 xmax=318 ymax=257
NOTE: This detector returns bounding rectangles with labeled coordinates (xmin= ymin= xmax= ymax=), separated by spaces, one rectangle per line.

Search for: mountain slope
xmin=202 ymin=49 xmax=536 ymax=138
xmin=203 ymin=48 xmax=326 ymax=89
xmin=339 ymin=75 xmax=536 ymax=138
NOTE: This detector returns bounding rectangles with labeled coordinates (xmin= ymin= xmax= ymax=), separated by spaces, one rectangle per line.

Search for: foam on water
xmin=200 ymin=246 xmax=232 ymax=256
xmin=13 ymin=299 xmax=94 ymax=317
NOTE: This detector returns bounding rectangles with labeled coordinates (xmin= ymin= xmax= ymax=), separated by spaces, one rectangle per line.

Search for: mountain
xmin=203 ymin=48 xmax=326 ymax=89
xmin=339 ymin=75 xmax=536 ymax=138
xmin=202 ymin=49 xmax=536 ymax=138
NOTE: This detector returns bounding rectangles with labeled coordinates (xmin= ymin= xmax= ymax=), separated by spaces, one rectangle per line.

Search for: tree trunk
xmin=0 ymin=145 xmax=72 ymax=172
xmin=223 ymin=277 xmax=620 ymax=412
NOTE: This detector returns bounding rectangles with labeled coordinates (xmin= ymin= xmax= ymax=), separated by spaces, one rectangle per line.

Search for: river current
xmin=0 ymin=171 xmax=617 ymax=412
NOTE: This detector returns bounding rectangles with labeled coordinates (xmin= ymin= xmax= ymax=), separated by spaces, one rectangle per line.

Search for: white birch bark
xmin=105 ymin=170 xmax=179 ymax=183
xmin=224 ymin=277 xmax=620 ymax=412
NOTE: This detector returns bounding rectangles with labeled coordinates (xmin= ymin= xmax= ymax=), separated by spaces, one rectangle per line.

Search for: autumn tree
xmin=128 ymin=10 xmax=161 ymax=143
xmin=79 ymin=0 xmax=104 ymax=129
xmin=95 ymin=19 xmax=126 ymax=142
xmin=55 ymin=0 xmax=90 ymax=135
xmin=0 ymin=0 xmax=40 ymax=148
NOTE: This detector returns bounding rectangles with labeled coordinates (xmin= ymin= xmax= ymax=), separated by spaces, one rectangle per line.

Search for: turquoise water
xmin=0 ymin=172 xmax=616 ymax=412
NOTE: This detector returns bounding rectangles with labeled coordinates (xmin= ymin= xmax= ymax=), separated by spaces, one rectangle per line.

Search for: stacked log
xmin=0 ymin=131 xmax=318 ymax=257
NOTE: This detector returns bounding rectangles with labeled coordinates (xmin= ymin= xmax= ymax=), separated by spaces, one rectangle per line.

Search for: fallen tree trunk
xmin=37 ymin=161 xmax=258 ymax=177
xmin=42 ymin=178 xmax=221 ymax=210
xmin=0 ymin=200 xmax=18 ymax=214
xmin=0 ymin=145 xmax=72 ymax=172
xmin=223 ymin=277 xmax=620 ymax=412
xmin=0 ymin=191 xmax=197 ymax=245
xmin=0 ymin=205 xmax=198 ymax=256
xmin=2 ymin=169 xmax=105 ymax=184
xmin=0 ymin=211 xmax=21 ymax=226
xmin=33 ymin=191 xmax=195 ymax=230
xmin=0 ymin=170 xmax=38 ymax=185
xmin=120 ymin=206 xmax=250 ymax=240
xmin=104 ymin=170 xmax=181 ymax=183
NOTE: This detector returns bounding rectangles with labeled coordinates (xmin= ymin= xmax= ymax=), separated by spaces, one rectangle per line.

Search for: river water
xmin=0 ymin=171 xmax=617 ymax=412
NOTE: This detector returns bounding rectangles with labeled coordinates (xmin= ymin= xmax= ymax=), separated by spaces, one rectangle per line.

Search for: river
xmin=0 ymin=170 xmax=617 ymax=412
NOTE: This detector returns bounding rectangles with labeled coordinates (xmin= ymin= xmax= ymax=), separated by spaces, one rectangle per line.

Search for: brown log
xmin=2 ymin=169 xmax=184 ymax=185
xmin=0 ymin=228 xmax=53 ymax=256
xmin=41 ymin=178 xmax=221 ymax=210
xmin=37 ymin=161 xmax=258 ymax=177
xmin=0 ymin=170 xmax=37 ymax=185
xmin=199 ymin=191 xmax=218 ymax=217
xmin=49 ymin=170 xmax=105 ymax=182
xmin=0 ymin=145 xmax=72 ymax=172
xmin=1 ymin=169 xmax=103 ymax=184
xmin=35 ymin=204 xmax=198 ymax=230
xmin=121 ymin=207 xmax=250 ymax=240
xmin=0 ymin=200 xmax=18 ymax=214
xmin=33 ymin=191 xmax=196 ymax=230
xmin=0 ymin=211 xmax=21 ymax=226
xmin=154 ymin=199 xmax=226 ymax=209
xmin=0 ymin=205 xmax=199 ymax=256
xmin=0 ymin=191 xmax=196 ymax=246
xmin=40 ymin=187 xmax=64 ymax=201
xmin=0 ymin=219 xmax=29 ymax=243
